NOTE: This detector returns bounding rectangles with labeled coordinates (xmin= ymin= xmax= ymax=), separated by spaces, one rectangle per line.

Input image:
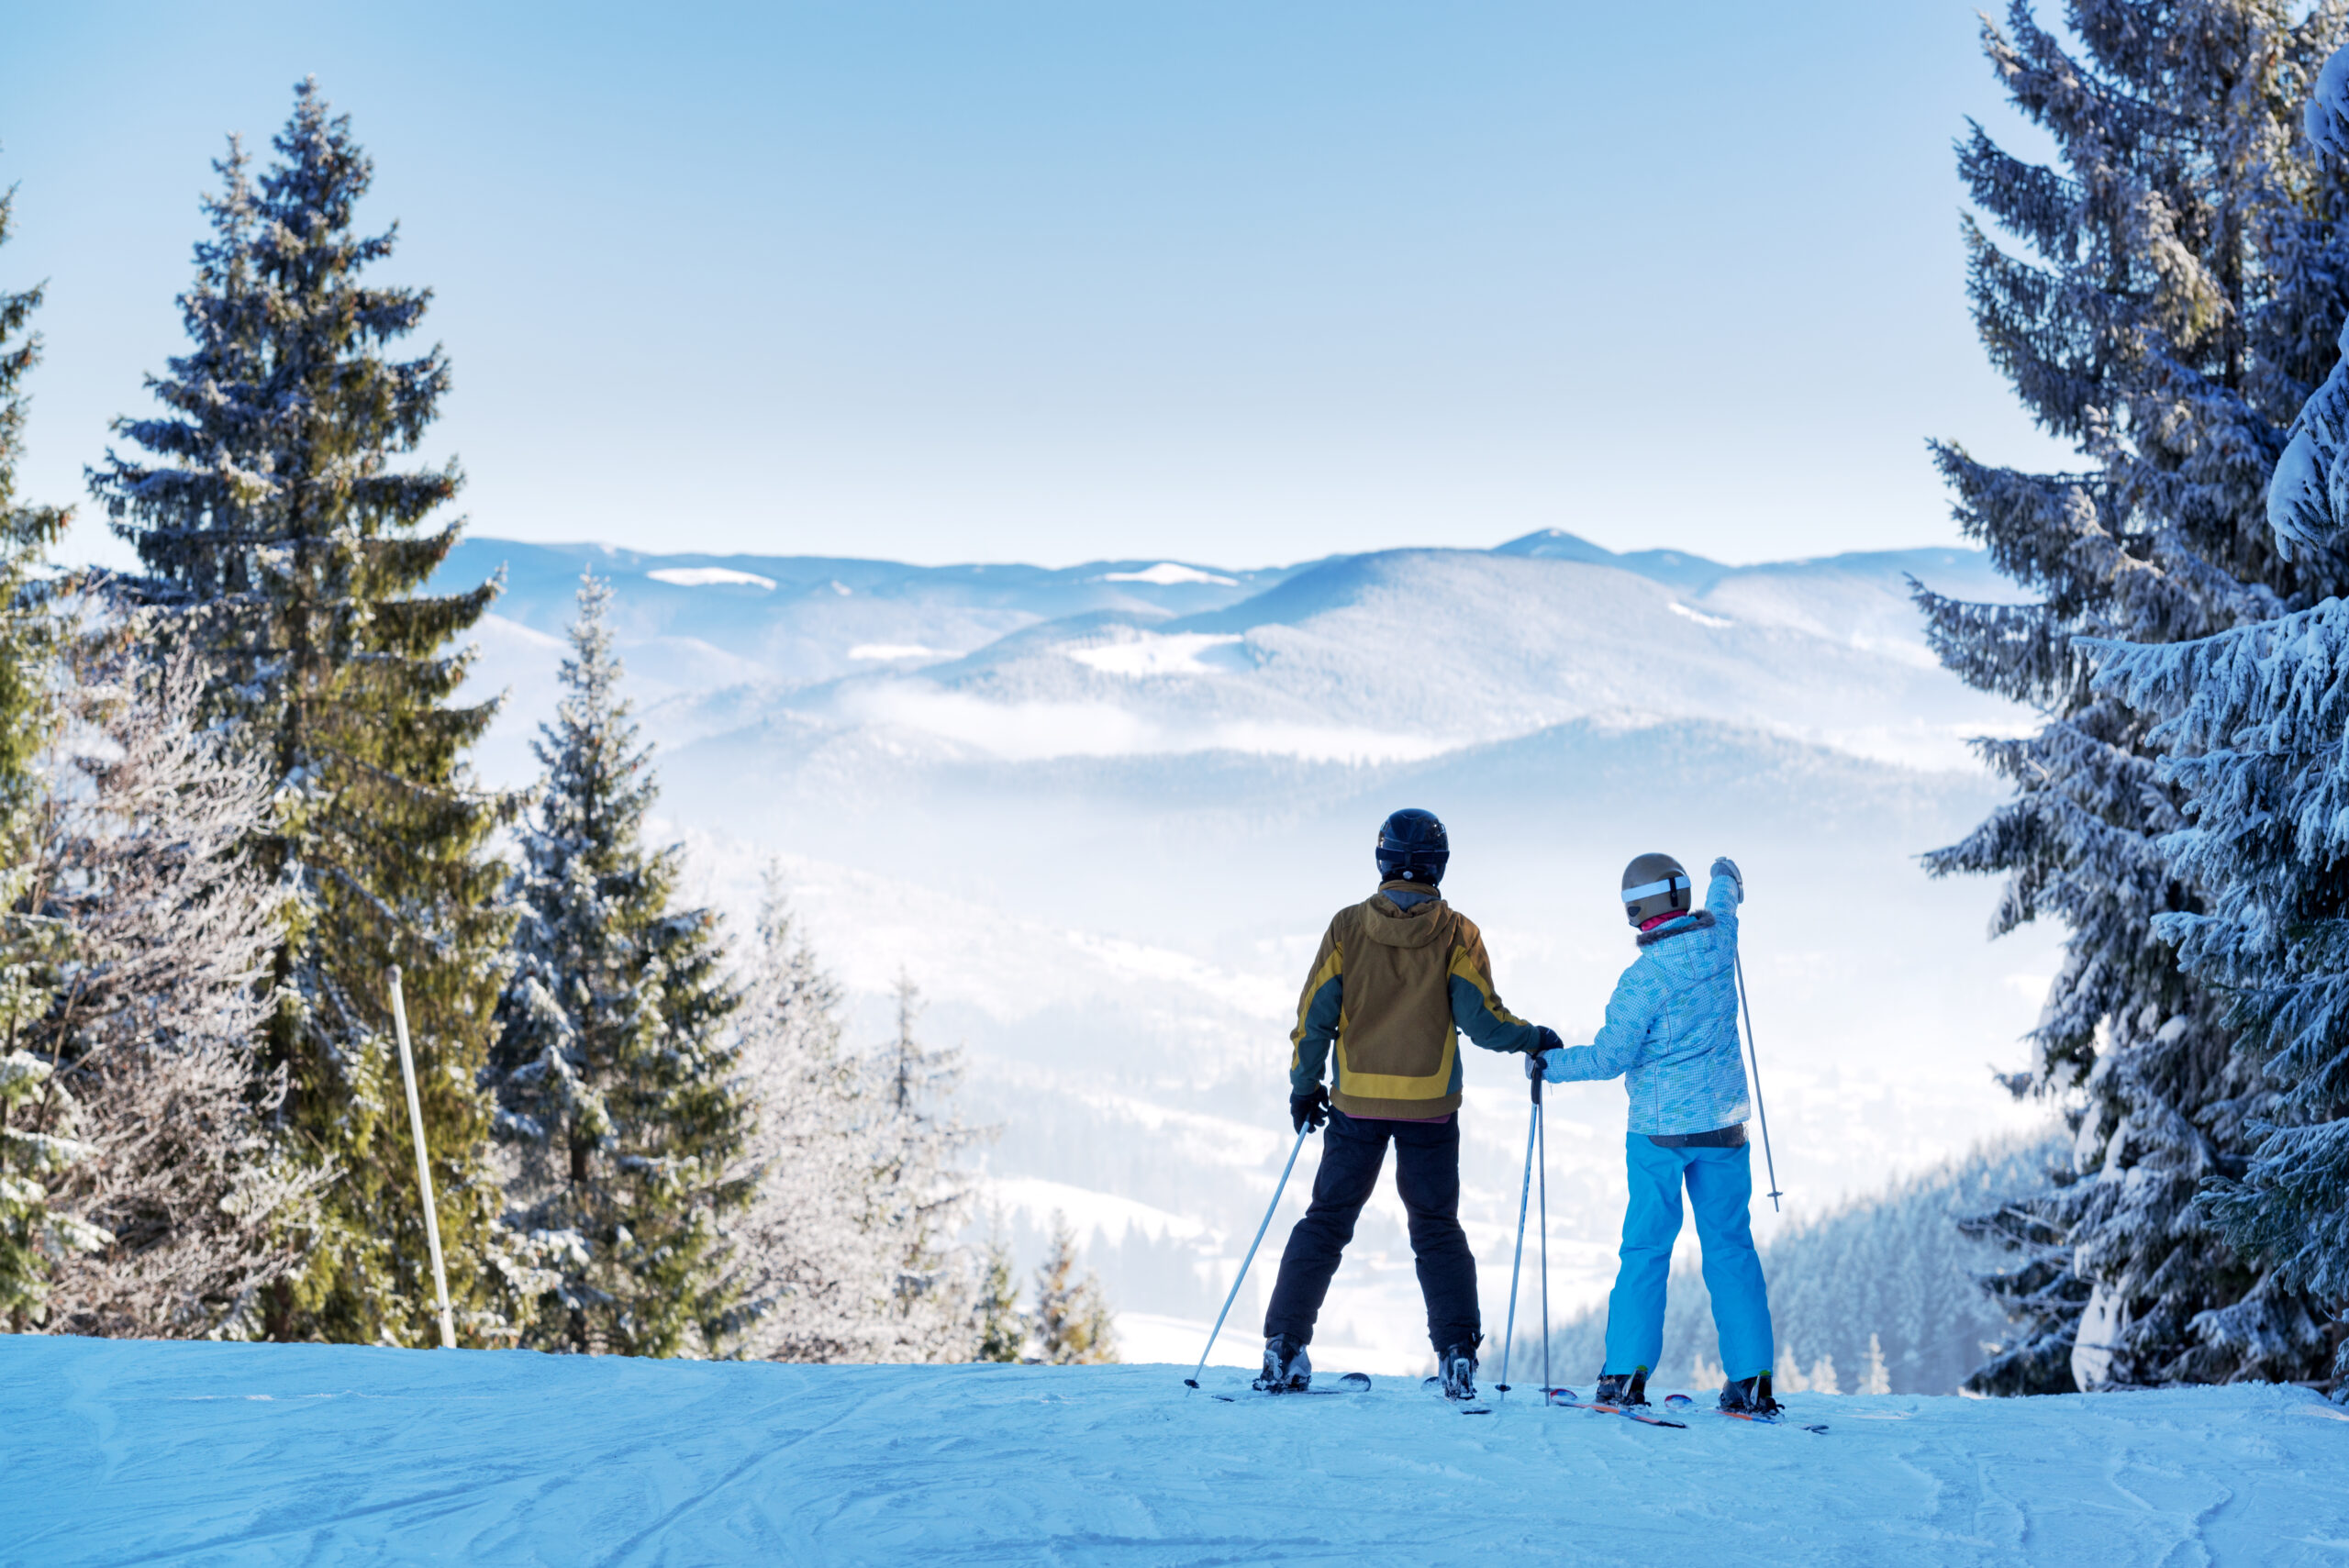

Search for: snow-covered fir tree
xmin=2081 ymin=50 xmax=2349 ymax=1392
xmin=86 ymin=82 xmax=518 ymax=1346
xmin=718 ymin=878 xmax=990 ymax=1363
xmin=2090 ymin=597 xmax=2349 ymax=1388
xmin=970 ymin=1221 xmax=1024 ymax=1363
xmin=719 ymin=870 xmax=898 ymax=1362
xmin=857 ymin=975 xmax=979 ymax=1361
xmin=1920 ymin=0 xmax=2349 ymax=1391
xmin=1861 ymin=1335 xmax=1893 ymax=1397
xmin=0 ymin=176 xmax=83 ymax=1329
xmin=490 ymin=574 xmax=751 ymax=1357
xmin=30 ymin=639 xmax=328 ymax=1339
xmin=1030 ymin=1212 xmax=1117 ymax=1366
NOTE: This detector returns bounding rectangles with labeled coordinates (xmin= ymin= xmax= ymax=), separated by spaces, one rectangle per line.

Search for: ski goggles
xmin=1621 ymin=874 xmax=1689 ymax=905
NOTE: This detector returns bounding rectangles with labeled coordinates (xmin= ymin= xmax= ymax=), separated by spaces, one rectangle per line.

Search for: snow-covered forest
xmin=1 ymin=0 xmax=2346 ymax=1422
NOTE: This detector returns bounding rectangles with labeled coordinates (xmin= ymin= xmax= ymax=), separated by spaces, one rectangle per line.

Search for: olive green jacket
xmin=1290 ymin=881 xmax=1542 ymax=1118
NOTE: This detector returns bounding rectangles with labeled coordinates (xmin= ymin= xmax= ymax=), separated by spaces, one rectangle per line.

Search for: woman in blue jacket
xmin=1532 ymin=852 xmax=1779 ymax=1416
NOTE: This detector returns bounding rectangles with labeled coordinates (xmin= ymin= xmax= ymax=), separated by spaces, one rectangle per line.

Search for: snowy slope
xmin=6 ymin=1336 xmax=2345 ymax=1566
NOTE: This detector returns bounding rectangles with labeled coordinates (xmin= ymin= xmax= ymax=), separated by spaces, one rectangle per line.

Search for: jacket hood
xmin=1639 ymin=911 xmax=1732 ymax=981
xmin=1362 ymin=885 xmax=1448 ymax=949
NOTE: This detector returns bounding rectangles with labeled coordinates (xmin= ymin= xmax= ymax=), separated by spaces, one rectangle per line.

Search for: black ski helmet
xmin=1375 ymin=808 xmax=1450 ymax=884
xmin=1620 ymin=852 xmax=1691 ymax=927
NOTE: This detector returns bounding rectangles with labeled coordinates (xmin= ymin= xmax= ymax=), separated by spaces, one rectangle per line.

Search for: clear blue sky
xmin=3 ymin=1 xmax=2069 ymax=571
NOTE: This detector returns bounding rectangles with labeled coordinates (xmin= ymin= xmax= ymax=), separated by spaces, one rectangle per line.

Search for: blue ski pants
xmin=1603 ymin=1132 xmax=1775 ymax=1381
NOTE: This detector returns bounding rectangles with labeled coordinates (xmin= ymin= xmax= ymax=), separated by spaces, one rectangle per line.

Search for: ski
xmin=1421 ymin=1374 xmax=1491 ymax=1415
xmin=1210 ymin=1371 xmax=1372 ymax=1402
xmin=1549 ymin=1387 xmax=1687 ymax=1428
xmin=1662 ymin=1393 xmax=1828 ymax=1433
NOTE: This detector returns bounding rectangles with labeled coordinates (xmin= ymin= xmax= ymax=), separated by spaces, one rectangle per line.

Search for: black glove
xmin=1525 ymin=1026 xmax=1563 ymax=1080
xmin=1290 ymin=1084 xmax=1330 ymax=1132
xmin=1710 ymin=856 xmax=1743 ymax=896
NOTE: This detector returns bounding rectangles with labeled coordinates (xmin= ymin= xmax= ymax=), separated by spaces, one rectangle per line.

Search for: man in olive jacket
xmin=1257 ymin=808 xmax=1557 ymax=1398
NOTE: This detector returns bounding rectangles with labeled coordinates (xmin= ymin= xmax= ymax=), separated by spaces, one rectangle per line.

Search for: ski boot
xmin=1720 ymin=1373 xmax=1782 ymax=1418
xmin=1253 ymin=1335 xmax=1311 ymax=1393
xmin=1593 ymin=1368 xmax=1650 ymax=1408
xmin=1439 ymin=1343 xmax=1479 ymax=1403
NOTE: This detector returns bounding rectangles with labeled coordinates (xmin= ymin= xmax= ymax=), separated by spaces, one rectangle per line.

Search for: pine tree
xmin=2087 ymin=51 xmax=2349 ymax=1380
xmin=719 ymin=869 xmax=885 ymax=1362
xmin=1861 ymin=1334 xmax=1893 ymax=1396
xmin=0 ymin=168 xmax=85 ymax=1327
xmin=859 ymin=976 xmax=979 ymax=1361
xmin=1030 ymin=1211 xmax=1117 ymax=1366
xmin=2091 ymin=601 xmax=2349 ymax=1389
xmin=33 ymin=639 xmax=327 ymax=1339
xmin=86 ymin=82 xmax=518 ymax=1345
xmin=1920 ymin=1 xmax=2349 ymax=1391
xmin=490 ymin=573 xmax=751 ymax=1357
xmin=971 ymin=1219 xmax=1025 ymax=1363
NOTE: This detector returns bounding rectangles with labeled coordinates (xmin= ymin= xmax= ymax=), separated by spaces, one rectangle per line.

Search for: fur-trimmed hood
xmin=1635 ymin=909 xmax=1717 ymax=949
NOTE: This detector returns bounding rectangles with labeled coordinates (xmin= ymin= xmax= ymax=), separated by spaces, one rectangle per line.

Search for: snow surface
xmin=1101 ymin=562 xmax=1239 ymax=586
xmin=644 ymin=567 xmax=778 ymax=591
xmin=846 ymin=643 xmax=947 ymax=662
xmin=1065 ymin=630 xmax=1247 ymax=678
xmin=6 ymin=1336 xmax=2344 ymax=1565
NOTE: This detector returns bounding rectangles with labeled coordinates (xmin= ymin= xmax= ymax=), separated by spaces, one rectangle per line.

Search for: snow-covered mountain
xmin=438 ymin=532 xmax=2061 ymax=1374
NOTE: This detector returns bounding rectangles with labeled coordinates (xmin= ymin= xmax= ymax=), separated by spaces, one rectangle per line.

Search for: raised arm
xmin=1708 ymin=857 xmax=1742 ymax=939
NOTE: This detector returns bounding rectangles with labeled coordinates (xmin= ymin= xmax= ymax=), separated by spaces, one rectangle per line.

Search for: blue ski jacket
xmin=1542 ymin=871 xmax=1749 ymax=1137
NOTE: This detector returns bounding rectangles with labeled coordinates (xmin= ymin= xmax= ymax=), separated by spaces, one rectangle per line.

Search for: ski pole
xmin=1186 ymin=1119 xmax=1310 ymax=1391
xmin=1537 ymin=1069 xmax=1551 ymax=1399
xmin=1732 ymin=950 xmax=1785 ymax=1212
xmin=1494 ymin=1073 xmax=1540 ymax=1400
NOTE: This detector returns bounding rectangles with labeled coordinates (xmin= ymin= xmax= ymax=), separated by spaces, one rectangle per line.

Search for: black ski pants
xmin=1262 ymin=1107 xmax=1480 ymax=1358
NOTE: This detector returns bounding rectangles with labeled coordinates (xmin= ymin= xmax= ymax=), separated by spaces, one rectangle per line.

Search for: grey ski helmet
xmin=1620 ymin=852 xmax=1691 ymax=928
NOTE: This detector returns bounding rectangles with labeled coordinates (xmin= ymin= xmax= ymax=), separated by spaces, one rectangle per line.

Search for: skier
xmin=1530 ymin=852 xmax=1779 ymax=1416
xmin=1257 ymin=808 xmax=1558 ymax=1400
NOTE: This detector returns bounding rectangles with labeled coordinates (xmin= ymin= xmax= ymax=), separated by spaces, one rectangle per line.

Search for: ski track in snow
xmin=6 ymin=1338 xmax=2344 ymax=1566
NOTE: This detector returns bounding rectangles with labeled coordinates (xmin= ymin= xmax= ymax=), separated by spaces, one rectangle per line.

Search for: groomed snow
xmin=6 ymin=1337 xmax=2344 ymax=1565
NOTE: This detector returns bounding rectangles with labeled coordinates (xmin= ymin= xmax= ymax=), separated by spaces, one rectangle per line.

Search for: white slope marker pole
xmin=1494 ymin=1076 xmax=1539 ymax=1402
xmin=388 ymin=965 xmax=457 ymax=1349
xmin=1186 ymin=1120 xmax=1309 ymax=1392
xmin=1732 ymin=950 xmax=1786 ymax=1213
